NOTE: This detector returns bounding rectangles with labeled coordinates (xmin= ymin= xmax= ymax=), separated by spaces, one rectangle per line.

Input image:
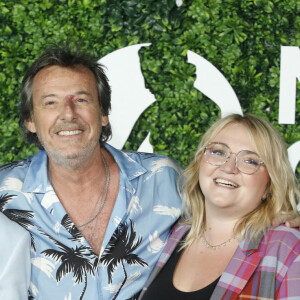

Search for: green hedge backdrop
xmin=0 ymin=0 xmax=299 ymax=180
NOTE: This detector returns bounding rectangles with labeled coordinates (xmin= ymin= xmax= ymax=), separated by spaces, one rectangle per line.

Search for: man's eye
xmin=77 ymin=98 xmax=87 ymax=103
xmin=45 ymin=101 xmax=56 ymax=106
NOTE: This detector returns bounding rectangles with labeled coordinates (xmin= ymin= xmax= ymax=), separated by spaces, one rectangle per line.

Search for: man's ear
xmin=24 ymin=118 xmax=37 ymax=133
xmin=102 ymin=115 xmax=109 ymax=127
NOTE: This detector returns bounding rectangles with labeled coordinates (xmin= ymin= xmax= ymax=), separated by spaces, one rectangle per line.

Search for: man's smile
xmin=57 ymin=130 xmax=83 ymax=136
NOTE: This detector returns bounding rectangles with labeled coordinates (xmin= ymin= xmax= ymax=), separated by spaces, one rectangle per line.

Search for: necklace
xmin=201 ymin=233 xmax=236 ymax=251
xmin=87 ymin=151 xmax=110 ymax=243
xmin=77 ymin=151 xmax=110 ymax=232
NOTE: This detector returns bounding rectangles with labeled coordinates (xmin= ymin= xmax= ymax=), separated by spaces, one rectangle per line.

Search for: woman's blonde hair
xmin=180 ymin=114 xmax=299 ymax=248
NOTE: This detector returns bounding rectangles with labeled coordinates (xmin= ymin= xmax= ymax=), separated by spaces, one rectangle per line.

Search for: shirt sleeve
xmin=0 ymin=214 xmax=31 ymax=300
xmin=276 ymin=243 xmax=300 ymax=299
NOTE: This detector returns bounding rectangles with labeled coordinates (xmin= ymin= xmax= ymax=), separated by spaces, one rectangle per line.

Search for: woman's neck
xmin=204 ymin=206 xmax=239 ymax=245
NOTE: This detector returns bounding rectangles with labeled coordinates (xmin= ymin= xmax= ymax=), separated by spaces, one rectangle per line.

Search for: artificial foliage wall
xmin=0 ymin=0 xmax=299 ymax=179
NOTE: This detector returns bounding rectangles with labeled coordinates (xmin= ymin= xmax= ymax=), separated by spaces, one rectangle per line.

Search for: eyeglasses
xmin=204 ymin=142 xmax=265 ymax=175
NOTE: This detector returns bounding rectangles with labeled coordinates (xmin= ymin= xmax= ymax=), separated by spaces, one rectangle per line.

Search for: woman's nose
xmin=219 ymin=154 xmax=239 ymax=174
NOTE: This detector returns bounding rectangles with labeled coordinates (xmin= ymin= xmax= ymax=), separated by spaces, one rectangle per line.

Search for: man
xmin=0 ymin=47 xmax=182 ymax=299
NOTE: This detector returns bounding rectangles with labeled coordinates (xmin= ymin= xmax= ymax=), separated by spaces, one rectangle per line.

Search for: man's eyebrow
xmin=40 ymin=94 xmax=58 ymax=100
xmin=74 ymin=91 xmax=93 ymax=98
xmin=40 ymin=91 xmax=93 ymax=100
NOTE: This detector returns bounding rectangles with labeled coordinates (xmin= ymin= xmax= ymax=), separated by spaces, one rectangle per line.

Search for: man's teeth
xmin=215 ymin=179 xmax=238 ymax=188
xmin=57 ymin=130 xmax=82 ymax=136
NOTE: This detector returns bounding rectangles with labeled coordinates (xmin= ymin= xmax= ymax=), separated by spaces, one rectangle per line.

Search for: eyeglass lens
xmin=205 ymin=143 xmax=262 ymax=174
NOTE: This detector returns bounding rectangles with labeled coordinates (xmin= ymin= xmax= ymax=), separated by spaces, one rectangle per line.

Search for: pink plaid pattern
xmin=139 ymin=221 xmax=300 ymax=299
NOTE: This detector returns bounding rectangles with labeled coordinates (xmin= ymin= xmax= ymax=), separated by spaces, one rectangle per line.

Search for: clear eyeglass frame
xmin=204 ymin=142 xmax=265 ymax=175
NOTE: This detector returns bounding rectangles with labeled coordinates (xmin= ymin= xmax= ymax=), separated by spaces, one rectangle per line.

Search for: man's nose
xmin=60 ymin=98 xmax=77 ymax=121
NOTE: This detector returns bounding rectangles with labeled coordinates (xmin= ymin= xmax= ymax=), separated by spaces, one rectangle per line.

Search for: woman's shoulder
xmin=262 ymin=225 xmax=300 ymax=253
xmin=165 ymin=219 xmax=191 ymax=246
xmin=268 ymin=225 xmax=300 ymax=240
xmin=171 ymin=218 xmax=191 ymax=235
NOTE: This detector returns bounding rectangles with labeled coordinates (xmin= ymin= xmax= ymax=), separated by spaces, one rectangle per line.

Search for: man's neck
xmin=48 ymin=146 xmax=104 ymax=188
xmin=47 ymin=146 xmax=120 ymax=255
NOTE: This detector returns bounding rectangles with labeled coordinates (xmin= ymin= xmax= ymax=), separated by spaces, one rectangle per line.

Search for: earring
xmin=262 ymin=193 xmax=269 ymax=202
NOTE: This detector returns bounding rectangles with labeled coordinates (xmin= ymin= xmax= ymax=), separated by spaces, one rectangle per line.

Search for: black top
xmin=142 ymin=238 xmax=220 ymax=300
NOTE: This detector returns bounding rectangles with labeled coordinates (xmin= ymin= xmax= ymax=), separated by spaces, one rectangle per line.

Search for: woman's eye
xmin=244 ymin=158 xmax=259 ymax=165
xmin=211 ymin=150 xmax=226 ymax=156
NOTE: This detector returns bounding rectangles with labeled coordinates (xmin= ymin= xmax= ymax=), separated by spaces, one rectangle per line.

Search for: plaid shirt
xmin=139 ymin=221 xmax=300 ymax=299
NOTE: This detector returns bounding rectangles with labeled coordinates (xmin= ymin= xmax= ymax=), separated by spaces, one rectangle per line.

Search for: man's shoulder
xmin=124 ymin=150 xmax=182 ymax=173
xmin=125 ymin=150 xmax=171 ymax=162
xmin=0 ymin=157 xmax=32 ymax=179
xmin=0 ymin=153 xmax=39 ymax=187
xmin=105 ymin=143 xmax=182 ymax=172
xmin=0 ymin=158 xmax=31 ymax=172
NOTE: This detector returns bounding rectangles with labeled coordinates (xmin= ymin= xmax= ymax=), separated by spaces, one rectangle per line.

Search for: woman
xmin=140 ymin=114 xmax=300 ymax=299
xmin=0 ymin=212 xmax=31 ymax=299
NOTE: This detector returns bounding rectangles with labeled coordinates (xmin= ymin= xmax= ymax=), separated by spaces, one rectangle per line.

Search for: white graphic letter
xmin=279 ymin=46 xmax=300 ymax=124
xmin=288 ymin=141 xmax=300 ymax=173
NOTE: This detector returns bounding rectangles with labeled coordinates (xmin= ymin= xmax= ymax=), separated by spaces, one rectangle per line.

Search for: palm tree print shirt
xmin=0 ymin=143 xmax=182 ymax=300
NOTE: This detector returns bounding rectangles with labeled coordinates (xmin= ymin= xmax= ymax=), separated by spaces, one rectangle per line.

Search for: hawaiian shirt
xmin=0 ymin=143 xmax=182 ymax=300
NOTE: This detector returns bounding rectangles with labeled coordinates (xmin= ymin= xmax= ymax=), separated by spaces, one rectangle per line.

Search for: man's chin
xmin=42 ymin=140 xmax=101 ymax=170
xmin=47 ymin=150 xmax=93 ymax=170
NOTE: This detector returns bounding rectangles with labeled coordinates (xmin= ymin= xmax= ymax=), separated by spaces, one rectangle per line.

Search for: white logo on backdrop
xmin=99 ymin=45 xmax=299 ymax=172
xmin=100 ymin=44 xmax=155 ymax=153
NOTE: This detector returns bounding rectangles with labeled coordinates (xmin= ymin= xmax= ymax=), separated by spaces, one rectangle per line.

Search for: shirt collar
xmin=22 ymin=150 xmax=49 ymax=193
xmin=22 ymin=143 xmax=147 ymax=193
xmin=104 ymin=143 xmax=147 ymax=181
xmin=239 ymin=230 xmax=264 ymax=256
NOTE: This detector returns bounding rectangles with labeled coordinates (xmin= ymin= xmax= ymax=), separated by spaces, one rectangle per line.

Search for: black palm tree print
xmin=61 ymin=214 xmax=84 ymax=241
xmin=61 ymin=214 xmax=99 ymax=268
xmin=0 ymin=193 xmax=35 ymax=250
xmin=100 ymin=219 xmax=148 ymax=300
xmin=41 ymin=231 xmax=95 ymax=300
xmin=41 ymin=214 xmax=100 ymax=300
